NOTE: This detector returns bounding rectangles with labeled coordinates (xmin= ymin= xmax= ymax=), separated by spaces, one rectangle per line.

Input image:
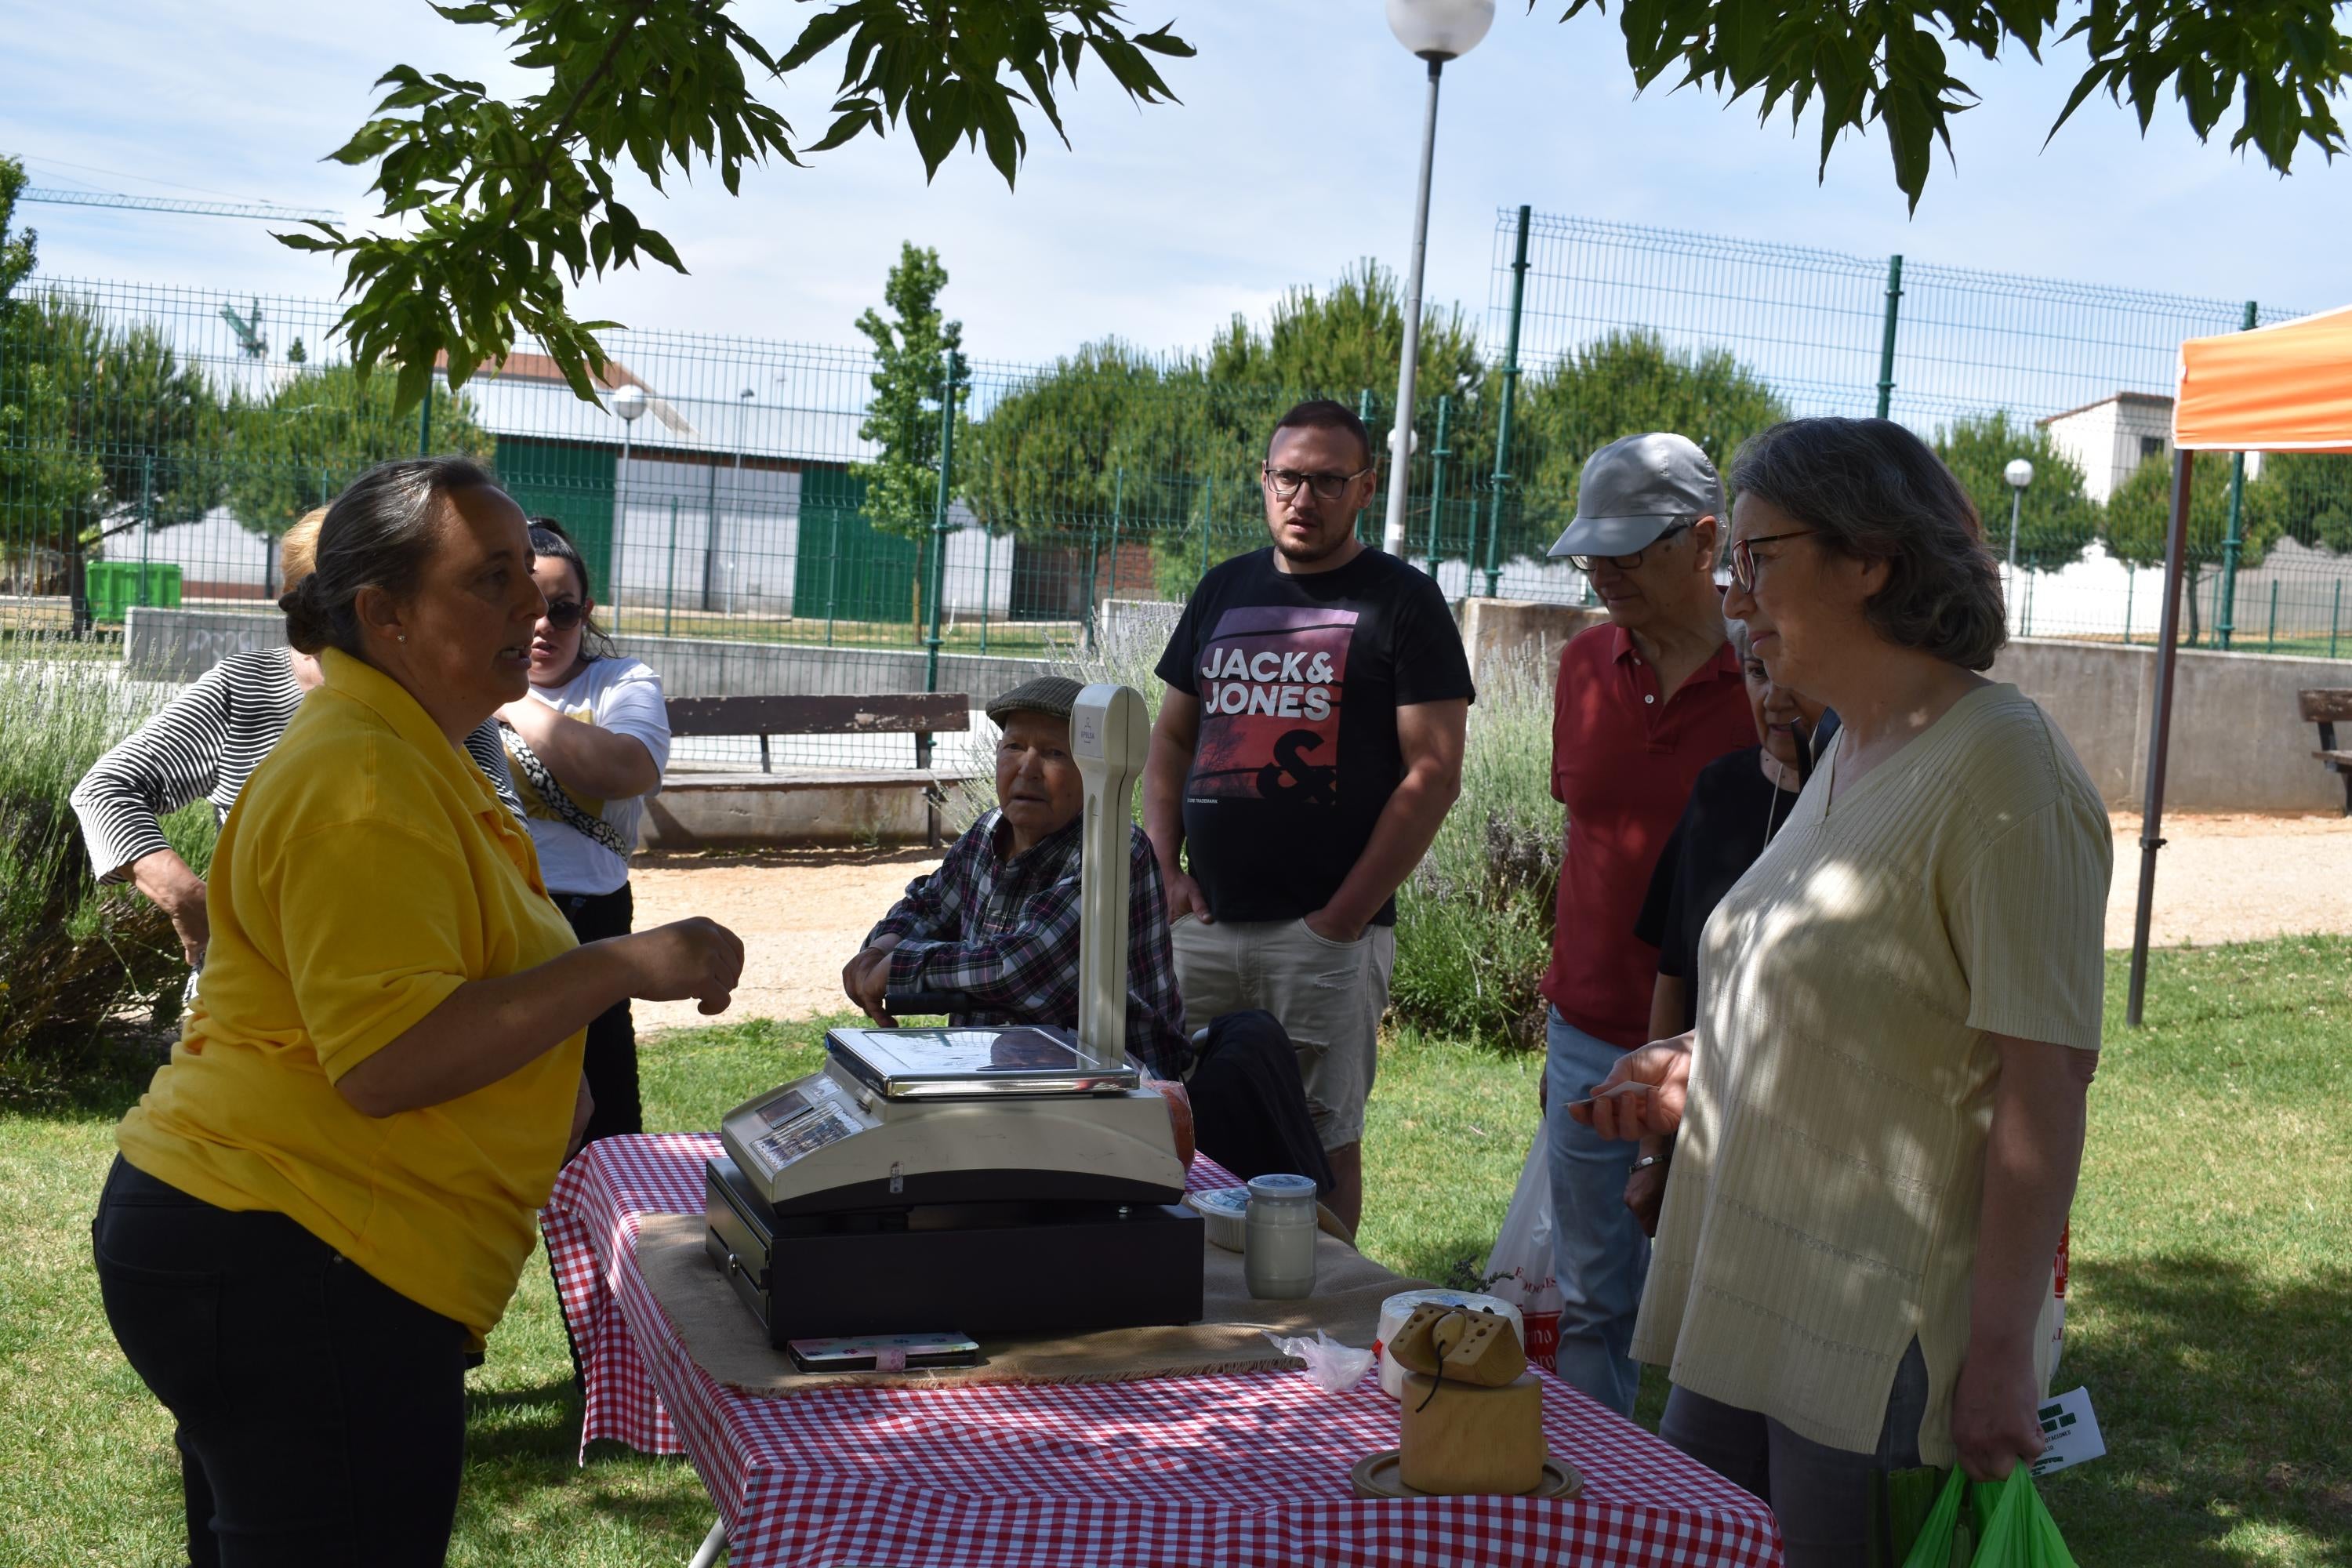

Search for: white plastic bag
xmin=1263 ymin=1330 xmax=1375 ymax=1394
xmin=1481 ymin=1130 xmax=1563 ymax=1370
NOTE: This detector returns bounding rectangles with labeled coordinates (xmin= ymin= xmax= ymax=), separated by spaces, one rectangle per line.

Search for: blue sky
xmin=3 ymin=1 xmax=2346 ymax=368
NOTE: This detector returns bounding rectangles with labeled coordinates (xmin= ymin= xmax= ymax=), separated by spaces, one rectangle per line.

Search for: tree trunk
xmin=2183 ymin=564 xmax=2203 ymax=646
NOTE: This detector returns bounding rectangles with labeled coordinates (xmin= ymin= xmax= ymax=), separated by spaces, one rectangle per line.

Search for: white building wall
xmin=106 ymin=507 xmax=278 ymax=598
xmin=610 ymin=454 xmax=800 ymax=618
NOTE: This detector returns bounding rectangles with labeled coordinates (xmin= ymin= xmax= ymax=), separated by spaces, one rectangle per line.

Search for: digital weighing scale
xmin=707 ymin=683 xmax=1205 ymax=1345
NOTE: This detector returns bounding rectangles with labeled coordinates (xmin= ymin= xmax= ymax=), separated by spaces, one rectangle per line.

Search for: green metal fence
xmin=6 ymin=223 xmax=2352 ymax=676
xmin=1477 ymin=209 xmax=2352 ymax=651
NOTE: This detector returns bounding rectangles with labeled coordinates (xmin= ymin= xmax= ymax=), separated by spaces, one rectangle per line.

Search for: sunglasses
xmin=1564 ymin=521 xmax=1692 ymax=574
xmin=541 ymin=598 xmax=588 ymax=630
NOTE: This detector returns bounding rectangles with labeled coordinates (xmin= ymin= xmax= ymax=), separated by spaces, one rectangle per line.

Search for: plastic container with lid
xmin=1243 ymin=1173 xmax=1319 ymax=1299
xmin=1185 ymin=1186 xmax=1250 ymax=1251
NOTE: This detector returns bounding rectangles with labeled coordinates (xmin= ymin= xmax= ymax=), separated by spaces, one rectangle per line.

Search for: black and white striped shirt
xmin=71 ymin=647 xmax=527 ymax=883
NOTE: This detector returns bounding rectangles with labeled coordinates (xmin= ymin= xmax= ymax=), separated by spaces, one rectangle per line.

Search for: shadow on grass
xmin=2045 ymin=1253 xmax=2352 ymax=1566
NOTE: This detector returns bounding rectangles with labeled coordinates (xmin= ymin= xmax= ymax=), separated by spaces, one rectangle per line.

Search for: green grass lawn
xmin=4 ymin=938 xmax=2348 ymax=1566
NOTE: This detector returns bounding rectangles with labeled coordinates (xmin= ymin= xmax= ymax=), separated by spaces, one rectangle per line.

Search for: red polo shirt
xmin=1541 ymin=622 xmax=1755 ymax=1048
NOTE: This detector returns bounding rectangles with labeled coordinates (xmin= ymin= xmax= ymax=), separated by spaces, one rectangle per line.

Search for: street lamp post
xmin=1379 ymin=0 xmax=1494 ymax=560
xmin=611 ymin=383 xmax=648 ymax=627
xmin=2003 ymin=456 xmax=2034 ymax=633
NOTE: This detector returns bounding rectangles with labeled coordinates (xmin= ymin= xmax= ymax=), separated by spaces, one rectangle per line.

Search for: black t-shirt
xmin=1156 ymin=546 xmax=1475 ymax=925
xmin=1632 ymin=746 xmax=1799 ymax=1034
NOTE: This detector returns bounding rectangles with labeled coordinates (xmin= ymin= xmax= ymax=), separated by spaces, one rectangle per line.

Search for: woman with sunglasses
xmin=496 ymin=521 xmax=672 ymax=1144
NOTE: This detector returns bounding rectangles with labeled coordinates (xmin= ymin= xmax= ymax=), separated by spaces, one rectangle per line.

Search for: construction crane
xmin=23 ymin=187 xmax=339 ymax=225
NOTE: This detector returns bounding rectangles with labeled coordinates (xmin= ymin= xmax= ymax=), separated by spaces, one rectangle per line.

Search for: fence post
xmin=1105 ymin=470 xmax=1124 ymax=640
xmin=662 ymin=497 xmax=679 ymax=639
xmin=2267 ymin=579 xmax=2278 ymax=650
xmin=2216 ymin=299 xmax=2259 ymax=649
xmin=1875 ymin=254 xmax=1904 ymax=419
xmin=824 ymin=510 xmax=840 ymax=647
xmin=139 ymin=453 xmax=154 ymax=610
xmin=923 ymin=350 xmax=959 ymax=703
xmin=2332 ymin=581 xmax=2341 ymax=660
xmin=2122 ymin=564 xmax=2134 ymax=645
xmin=1485 ymin=203 xmax=1531 ymax=598
xmin=1197 ymin=475 xmax=1210 ymax=586
xmin=978 ymin=526 xmax=993 ymax=654
xmin=1424 ymin=393 xmax=1452 ymax=572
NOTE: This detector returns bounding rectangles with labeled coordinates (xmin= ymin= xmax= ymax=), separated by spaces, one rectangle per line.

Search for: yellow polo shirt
xmin=118 ymin=648 xmax=586 ymax=1338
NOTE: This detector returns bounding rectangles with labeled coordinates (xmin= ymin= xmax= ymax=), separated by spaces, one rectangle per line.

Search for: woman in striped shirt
xmin=70 ymin=509 xmax=524 ymax=970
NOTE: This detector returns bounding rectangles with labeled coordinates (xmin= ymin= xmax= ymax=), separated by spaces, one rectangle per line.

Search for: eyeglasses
xmin=1729 ymin=530 xmax=1818 ymax=592
xmin=541 ymin=598 xmax=587 ymax=630
xmin=1564 ymin=521 xmax=1692 ymax=574
xmin=1262 ymin=464 xmax=1374 ymax=502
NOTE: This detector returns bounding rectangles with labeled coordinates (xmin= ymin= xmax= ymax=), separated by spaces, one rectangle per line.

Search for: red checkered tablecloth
xmin=543 ymin=1134 xmax=1783 ymax=1568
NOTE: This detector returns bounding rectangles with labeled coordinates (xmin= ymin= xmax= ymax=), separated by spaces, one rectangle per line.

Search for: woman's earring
xmin=397 ymin=633 xmax=408 ymax=644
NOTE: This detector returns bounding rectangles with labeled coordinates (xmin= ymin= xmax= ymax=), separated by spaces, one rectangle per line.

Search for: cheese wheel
xmin=1398 ymin=1371 xmax=1546 ymax=1496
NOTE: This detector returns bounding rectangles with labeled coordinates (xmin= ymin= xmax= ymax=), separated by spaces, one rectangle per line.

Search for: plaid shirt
xmin=868 ymin=809 xmax=1189 ymax=1077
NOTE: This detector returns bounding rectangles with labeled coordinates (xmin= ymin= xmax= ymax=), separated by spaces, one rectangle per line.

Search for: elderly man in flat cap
xmin=840 ymin=675 xmax=1191 ymax=1079
xmin=1540 ymin=432 xmax=1759 ymax=1417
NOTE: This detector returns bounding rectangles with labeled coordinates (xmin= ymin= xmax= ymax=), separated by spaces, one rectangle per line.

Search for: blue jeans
xmin=93 ymin=1157 xmax=468 ymax=1566
xmin=1544 ymin=1007 xmax=1649 ymax=1415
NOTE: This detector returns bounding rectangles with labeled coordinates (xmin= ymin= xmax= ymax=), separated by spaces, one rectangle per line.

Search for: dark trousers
xmin=93 ymin=1157 xmax=468 ymax=1567
xmin=1185 ymin=1010 xmax=1338 ymax=1196
xmin=558 ymin=883 xmax=642 ymax=1144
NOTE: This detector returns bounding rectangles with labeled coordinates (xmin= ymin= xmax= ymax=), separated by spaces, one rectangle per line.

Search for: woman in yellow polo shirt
xmin=93 ymin=456 xmax=742 ymax=1567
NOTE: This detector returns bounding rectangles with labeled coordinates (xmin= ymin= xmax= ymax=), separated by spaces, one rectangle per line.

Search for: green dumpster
xmin=86 ymin=561 xmax=184 ymax=622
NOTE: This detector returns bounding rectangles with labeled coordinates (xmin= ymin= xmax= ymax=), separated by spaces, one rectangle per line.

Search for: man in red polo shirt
xmin=1541 ymin=432 xmax=1756 ymax=1415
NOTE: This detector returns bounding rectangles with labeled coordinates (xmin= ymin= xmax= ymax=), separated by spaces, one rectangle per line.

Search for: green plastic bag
xmin=1896 ymin=1467 xmax=2079 ymax=1568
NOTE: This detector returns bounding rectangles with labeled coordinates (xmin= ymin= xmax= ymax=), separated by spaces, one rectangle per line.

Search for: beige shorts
xmin=1171 ymin=914 xmax=1395 ymax=1151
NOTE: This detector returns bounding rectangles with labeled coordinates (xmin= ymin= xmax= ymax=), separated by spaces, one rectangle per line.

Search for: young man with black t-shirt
xmin=1145 ymin=399 xmax=1475 ymax=1231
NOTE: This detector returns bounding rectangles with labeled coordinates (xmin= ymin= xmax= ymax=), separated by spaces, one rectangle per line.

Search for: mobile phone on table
xmin=786 ymin=1332 xmax=981 ymax=1373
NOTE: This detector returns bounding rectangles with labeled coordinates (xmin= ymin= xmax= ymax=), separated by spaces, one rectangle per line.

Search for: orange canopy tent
xmin=2126 ymin=305 xmax=2352 ymax=1023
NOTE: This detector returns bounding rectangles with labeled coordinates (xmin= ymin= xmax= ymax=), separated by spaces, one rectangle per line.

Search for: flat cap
xmin=985 ymin=674 xmax=1085 ymax=726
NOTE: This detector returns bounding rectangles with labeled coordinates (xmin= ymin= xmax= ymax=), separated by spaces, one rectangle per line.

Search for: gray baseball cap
xmin=1544 ymin=432 xmax=1726 ymax=560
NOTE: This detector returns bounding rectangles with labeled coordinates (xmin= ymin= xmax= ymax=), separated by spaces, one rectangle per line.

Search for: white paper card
xmin=2028 ymin=1385 xmax=2106 ymax=1477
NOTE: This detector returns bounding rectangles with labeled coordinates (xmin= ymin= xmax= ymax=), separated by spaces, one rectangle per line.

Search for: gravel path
xmin=629 ymin=847 xmax=941 ymax=1033
xmin=628 ymin=812 xmax=2350 ymax=1030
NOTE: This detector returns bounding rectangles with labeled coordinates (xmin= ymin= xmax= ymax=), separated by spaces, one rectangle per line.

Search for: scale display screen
xmin=759 ymin=1087 xmax=815 ymax=1129
xmin=752 ymin=1102 xmax=860 ymax=1173
xmin=829 ymin=1025 xmax=1138 ymax=1099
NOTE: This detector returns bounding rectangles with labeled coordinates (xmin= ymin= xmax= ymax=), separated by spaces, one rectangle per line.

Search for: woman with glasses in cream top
xmin=495 ymin=521 xmax=671 ymax=1145
xmin=1577 ymin=418 xmax=2110 ymax=1565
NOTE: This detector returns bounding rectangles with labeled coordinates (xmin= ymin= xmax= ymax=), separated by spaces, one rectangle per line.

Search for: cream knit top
xmin=1632 ymin=683 xmax=2111 ymax=1465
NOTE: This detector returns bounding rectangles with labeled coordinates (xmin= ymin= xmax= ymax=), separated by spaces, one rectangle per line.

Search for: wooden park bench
xmin=644 ymin=692 xmax=975 ymax=849
xmin=2298 ymin=688 xmax=2352 ymax=815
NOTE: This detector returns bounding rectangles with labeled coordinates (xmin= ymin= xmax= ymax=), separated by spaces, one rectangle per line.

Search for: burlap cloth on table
xmin=633 ymin=1210 xmax=1429 ymax=1396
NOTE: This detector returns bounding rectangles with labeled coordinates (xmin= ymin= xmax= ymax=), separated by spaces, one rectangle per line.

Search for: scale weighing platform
xmin=705 ymin=683 xmax=1204 ymax=1346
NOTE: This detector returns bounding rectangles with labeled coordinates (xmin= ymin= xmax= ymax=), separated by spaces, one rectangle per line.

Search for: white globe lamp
xmin=1387 ymin=0 xmax=1495 ymax=60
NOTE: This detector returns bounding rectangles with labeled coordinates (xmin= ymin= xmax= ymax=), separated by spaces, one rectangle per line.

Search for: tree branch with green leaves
xmin=1549 ymin=0 xmax=2351 ymax=209
xmin=284 ymin=0 xmax=1192 ymax=409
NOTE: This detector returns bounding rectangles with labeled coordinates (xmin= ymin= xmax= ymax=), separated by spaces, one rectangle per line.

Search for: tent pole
xmin=2127 ymin=448 xmax=2197 ymax=1028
